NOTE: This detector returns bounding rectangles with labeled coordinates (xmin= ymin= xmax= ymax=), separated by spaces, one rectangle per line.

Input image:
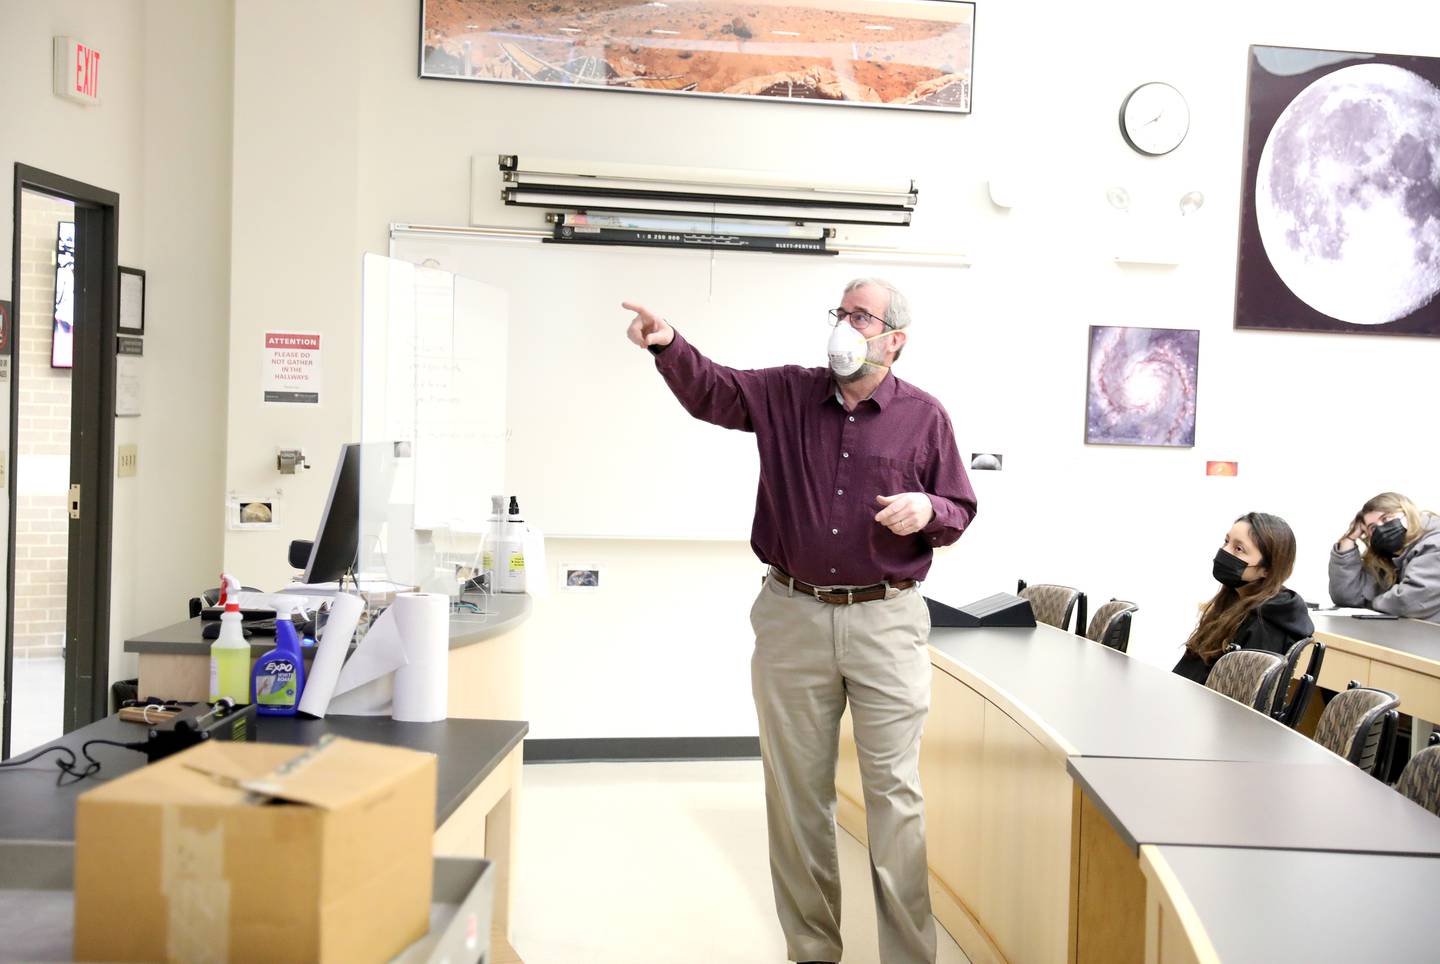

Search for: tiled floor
xmin=512 ymin=760 xmax=971 ymax=964
xmin=8 ymin=657 xmax=64 ymax=757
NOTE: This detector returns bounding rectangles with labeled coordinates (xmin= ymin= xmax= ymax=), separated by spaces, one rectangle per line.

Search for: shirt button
xmin=830 ymin=568 xmax=837 ymax=574
xmin=832 ymin=528 xmax=839 ymax=535
xmin=848 ymin=416 xmax=855 ymax=422
xmin=842 ymin=452 xmax=849 ymax=458
xmin=836 ymin=488 xmax=844 ymax=495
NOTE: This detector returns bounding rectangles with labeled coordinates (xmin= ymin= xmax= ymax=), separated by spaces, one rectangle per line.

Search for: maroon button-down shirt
xmin=654 ymin=330 xmax=977 ymax=587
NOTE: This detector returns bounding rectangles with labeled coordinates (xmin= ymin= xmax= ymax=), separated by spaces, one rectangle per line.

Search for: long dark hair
xmin=1183 ymin=512 xmax=1297 ymax=664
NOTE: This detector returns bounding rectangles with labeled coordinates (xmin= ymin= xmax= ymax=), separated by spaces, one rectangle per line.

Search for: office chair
xmin=1016 ymin=580 xmax=1087 ymax=634
xmin=1268 ymin=637 xmax=1326 ymax=729
xmin=1205 ymin=650 xmax=1287 ymax=712
xmin=1085 ymin=599 xmax=1139 ymax=653
xmin=1314 ymin=682 xmax=1401 ymax=779
xmin=1396 ymin=735 xmax=1440 ymax=817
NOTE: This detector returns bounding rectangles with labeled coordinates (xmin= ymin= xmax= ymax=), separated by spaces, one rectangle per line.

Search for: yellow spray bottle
xmin=209 ymin=573 xmax=251 ymax=704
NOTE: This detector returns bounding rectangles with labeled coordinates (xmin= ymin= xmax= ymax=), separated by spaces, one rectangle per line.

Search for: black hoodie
xmin=1172 ymin=587 xmax=1314 ymax=685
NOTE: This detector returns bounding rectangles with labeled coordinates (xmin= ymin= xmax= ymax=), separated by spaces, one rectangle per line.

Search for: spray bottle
xmin=250 ymin=612 xmax=305 ymax=715
xmin=209 ymin=574 xmax=251 ymax=704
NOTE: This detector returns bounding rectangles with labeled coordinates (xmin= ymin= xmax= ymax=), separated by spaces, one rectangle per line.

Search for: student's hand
xmin=875 ymin=493 xmax=934 ymax=537
xmin=623 ymin=302 xmax=674 ymax=350
xmin=1338 ymin=516 xmax=1366 ymax=552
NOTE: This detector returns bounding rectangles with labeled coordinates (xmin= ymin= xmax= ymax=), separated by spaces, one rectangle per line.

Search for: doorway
xmin=2 ymin=166 xmax=119 ymax=758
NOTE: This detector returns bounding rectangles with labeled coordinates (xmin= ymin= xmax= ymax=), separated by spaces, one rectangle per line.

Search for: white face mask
xmin=827 ymin=324 xmax=889 ymax=377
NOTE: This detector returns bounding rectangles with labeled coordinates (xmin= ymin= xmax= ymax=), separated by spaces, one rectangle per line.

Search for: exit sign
xmin=53 ymin=37 xmax=102 ymax=105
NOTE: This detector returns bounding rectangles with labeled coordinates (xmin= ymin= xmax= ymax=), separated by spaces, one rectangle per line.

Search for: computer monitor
xmin=303 ymin=443 xmax=362 ymax=585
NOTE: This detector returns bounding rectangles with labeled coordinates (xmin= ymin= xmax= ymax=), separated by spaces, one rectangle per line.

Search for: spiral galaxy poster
xmin=1235 ymin=45 xmax=1440 ymax=337
xmin=1085 ymin=326 xmax=1199 ymax=447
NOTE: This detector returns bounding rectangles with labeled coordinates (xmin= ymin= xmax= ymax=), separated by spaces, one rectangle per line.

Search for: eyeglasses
xmin=828 ymin=307 xmax=894 ymax=332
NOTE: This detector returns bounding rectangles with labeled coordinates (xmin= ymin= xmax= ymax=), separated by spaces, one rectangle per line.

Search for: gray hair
xmin=844 ymin=277 xmax=911 ymax=331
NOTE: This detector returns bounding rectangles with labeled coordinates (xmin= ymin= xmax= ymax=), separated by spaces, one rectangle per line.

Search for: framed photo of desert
xmin=1085 ymin=326 xmax=1199 ymax=448
xmin=1235 ymin=45 xmax=1440 ymax=337
xmin=419 ymin=0 xmax=975 ymax=113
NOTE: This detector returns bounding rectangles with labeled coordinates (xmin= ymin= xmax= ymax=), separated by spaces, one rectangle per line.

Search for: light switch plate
xmin=117 ymin=444 xmax=138 ymax=477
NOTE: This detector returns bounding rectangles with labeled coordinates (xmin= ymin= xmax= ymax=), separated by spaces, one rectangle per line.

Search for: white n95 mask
xmin=827 ymin=324 xmax=887 ymax=377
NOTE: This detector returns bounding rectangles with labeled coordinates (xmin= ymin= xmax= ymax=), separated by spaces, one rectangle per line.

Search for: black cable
xmin=0 ymin=743 xmax=80 ymax=771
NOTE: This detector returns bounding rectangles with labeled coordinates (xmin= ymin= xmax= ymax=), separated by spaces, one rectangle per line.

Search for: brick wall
xmin=14 ymin=193 xmax=75 ymax=660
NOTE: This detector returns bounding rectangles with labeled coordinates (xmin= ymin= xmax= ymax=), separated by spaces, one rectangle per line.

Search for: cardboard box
xmin=74 ymin=736 xmax=437 ymax=963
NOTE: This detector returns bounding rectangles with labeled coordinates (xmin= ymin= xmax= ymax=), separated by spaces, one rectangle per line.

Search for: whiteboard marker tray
xmin=0 ymin=840 xmax=494 ymax=963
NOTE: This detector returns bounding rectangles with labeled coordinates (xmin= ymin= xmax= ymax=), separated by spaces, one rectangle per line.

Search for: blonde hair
xmin=1357 ymin=492 xmax=1437 ymax=589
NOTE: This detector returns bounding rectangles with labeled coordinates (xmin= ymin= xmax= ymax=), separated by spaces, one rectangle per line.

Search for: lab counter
xmin=0 ymin=712 xmax=527 ymax=960
xmin=124 ymin=593 xmax=532 ymax=719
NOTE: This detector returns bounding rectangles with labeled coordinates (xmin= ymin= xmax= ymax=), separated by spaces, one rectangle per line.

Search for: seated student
xmin=1173 ymin=512 xmax=1314 ymax=685
xmin=1330 ymin=492 xmax=1440 ymax=620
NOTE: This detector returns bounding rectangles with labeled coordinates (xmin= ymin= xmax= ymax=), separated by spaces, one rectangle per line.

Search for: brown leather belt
xmin=769 ymin=567 xmax=915 ymax=605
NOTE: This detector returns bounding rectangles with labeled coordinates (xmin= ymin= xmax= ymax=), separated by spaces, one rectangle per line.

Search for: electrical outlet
xmin=117 ymin=444 xmax=138 ymax=478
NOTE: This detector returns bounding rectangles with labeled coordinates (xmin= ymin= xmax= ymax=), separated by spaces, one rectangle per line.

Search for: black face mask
xmin=1370 ymin=518 xmax=1407 ymax=558
xmin=1212 ymin=548 xmax=1250 ymax=589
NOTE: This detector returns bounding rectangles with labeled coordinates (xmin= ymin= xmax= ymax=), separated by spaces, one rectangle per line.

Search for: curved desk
xmin=835 ymin=622 xmax=1440 ymax=964
xmin=1311 ymin=612 xmax=1440 ymax=750
xmin=124 ymin=593 xmax=533 ymax=720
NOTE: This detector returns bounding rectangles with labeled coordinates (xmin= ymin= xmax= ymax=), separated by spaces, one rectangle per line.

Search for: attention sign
xmin=263 ymin=331 xmax=321 ymax=404
xmin=53 ymin=37 xmax=101 ymax=105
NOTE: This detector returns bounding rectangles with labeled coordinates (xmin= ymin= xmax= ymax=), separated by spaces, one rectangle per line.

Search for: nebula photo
xmin=419 ymin=0 xmax=974 ymax=113
xmin=1235 ymin=45 xmax=1440 ymax=337
xmin=1085 ymin=326 xmax=1199 ymax=448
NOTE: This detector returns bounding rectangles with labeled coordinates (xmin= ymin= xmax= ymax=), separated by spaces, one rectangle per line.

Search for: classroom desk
xmin=1068 ymin=756 xmax=1440 ymax=856
xmin=125 ymin=592 xmax=532 ymax=720
xmin=1311 ymin=612 xmax=1440 ymax=751
xmin=1311 ymin=611 xmax=1440 ymax=707
xmin=0 ymin=712 xmax=527 ymax=961
xmin=1139 ymin=845 xmax=1440 ymax=964
xmin=835 ymin=621 xmax=1437 ymax=964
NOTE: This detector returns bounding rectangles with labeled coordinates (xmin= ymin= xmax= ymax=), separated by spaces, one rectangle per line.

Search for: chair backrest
xmin=1270 ymin=637 xmax=1326 ymax=728
xmin=1315 ymin=684 xmax=1401 ymax=776
xmin=1017 ymin=582 xmax=1086 ymax=633
xmin=1396 ymin=745 xmax=1440 ymax=817
xmin=1205 ymin=650 xmax=1287 ymax=711
xmin=1086 ymin=599 xmax=1138 ymax=652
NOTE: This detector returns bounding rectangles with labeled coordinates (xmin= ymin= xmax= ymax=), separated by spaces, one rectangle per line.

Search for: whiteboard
xmin=391 ymin=231 xmax=970 ymax=540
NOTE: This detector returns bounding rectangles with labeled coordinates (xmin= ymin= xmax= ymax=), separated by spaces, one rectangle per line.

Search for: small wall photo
xmin=560 ymin=563 xmax=603 ymax=591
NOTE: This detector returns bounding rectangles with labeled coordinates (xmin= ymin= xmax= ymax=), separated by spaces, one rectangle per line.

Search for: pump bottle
xmin=499 ymin=496 xmax=527 ymax=593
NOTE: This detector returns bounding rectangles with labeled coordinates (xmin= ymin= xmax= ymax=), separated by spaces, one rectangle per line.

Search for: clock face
xmin=1120 ymin=82 xmax=1190 ymax=156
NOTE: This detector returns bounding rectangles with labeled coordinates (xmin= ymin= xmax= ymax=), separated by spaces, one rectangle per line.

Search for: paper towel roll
xmin=391 ymin=592 xmax=451 ymax=722
xmin=297 ymin=592 xmax=365 ymax=718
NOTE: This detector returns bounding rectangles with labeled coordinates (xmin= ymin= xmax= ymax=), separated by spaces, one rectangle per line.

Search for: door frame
xmin=3 ymin=164 xmax=119 ymax=758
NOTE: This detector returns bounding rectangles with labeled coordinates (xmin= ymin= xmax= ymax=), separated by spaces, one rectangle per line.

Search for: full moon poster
xmin=1236 ymin=45 xmax=1440 ymax=338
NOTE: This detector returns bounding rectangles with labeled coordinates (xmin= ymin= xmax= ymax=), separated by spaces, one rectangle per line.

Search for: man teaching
xmin=624 ymin=278 xmax=976 ymax=964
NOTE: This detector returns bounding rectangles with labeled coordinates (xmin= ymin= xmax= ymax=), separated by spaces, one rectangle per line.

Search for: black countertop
xmin=1150 ymin=845 xmax=1440 ymax=963
xmin=125 ymin=592 xmax=532 ymax=657
xmin=1311 ymin=612 xmax=1440 ymax=663
xmin=0 ymin=713 xmax=526 ymax=841
xmin=928 ymin=625 xmax=1338 ymax=764
xmin=1069 ymin=756 xmax=1440 ymax=856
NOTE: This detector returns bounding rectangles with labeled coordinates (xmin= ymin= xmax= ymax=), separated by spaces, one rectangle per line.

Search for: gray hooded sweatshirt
xmin=1329 ymin=518 xmax=1440 ymax=620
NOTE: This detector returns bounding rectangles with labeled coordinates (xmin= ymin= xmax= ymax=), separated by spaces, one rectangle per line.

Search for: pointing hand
xmin=623 ymin=301 xmax=675 ymax=350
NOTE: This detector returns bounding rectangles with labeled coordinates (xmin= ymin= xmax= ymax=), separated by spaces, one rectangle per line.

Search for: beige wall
xmin=0 ymin=1 xmax=232 ymax=711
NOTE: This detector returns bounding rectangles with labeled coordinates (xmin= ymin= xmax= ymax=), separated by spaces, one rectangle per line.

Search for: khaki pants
xmin=750 ymin=573 xmax=935 ymax=964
